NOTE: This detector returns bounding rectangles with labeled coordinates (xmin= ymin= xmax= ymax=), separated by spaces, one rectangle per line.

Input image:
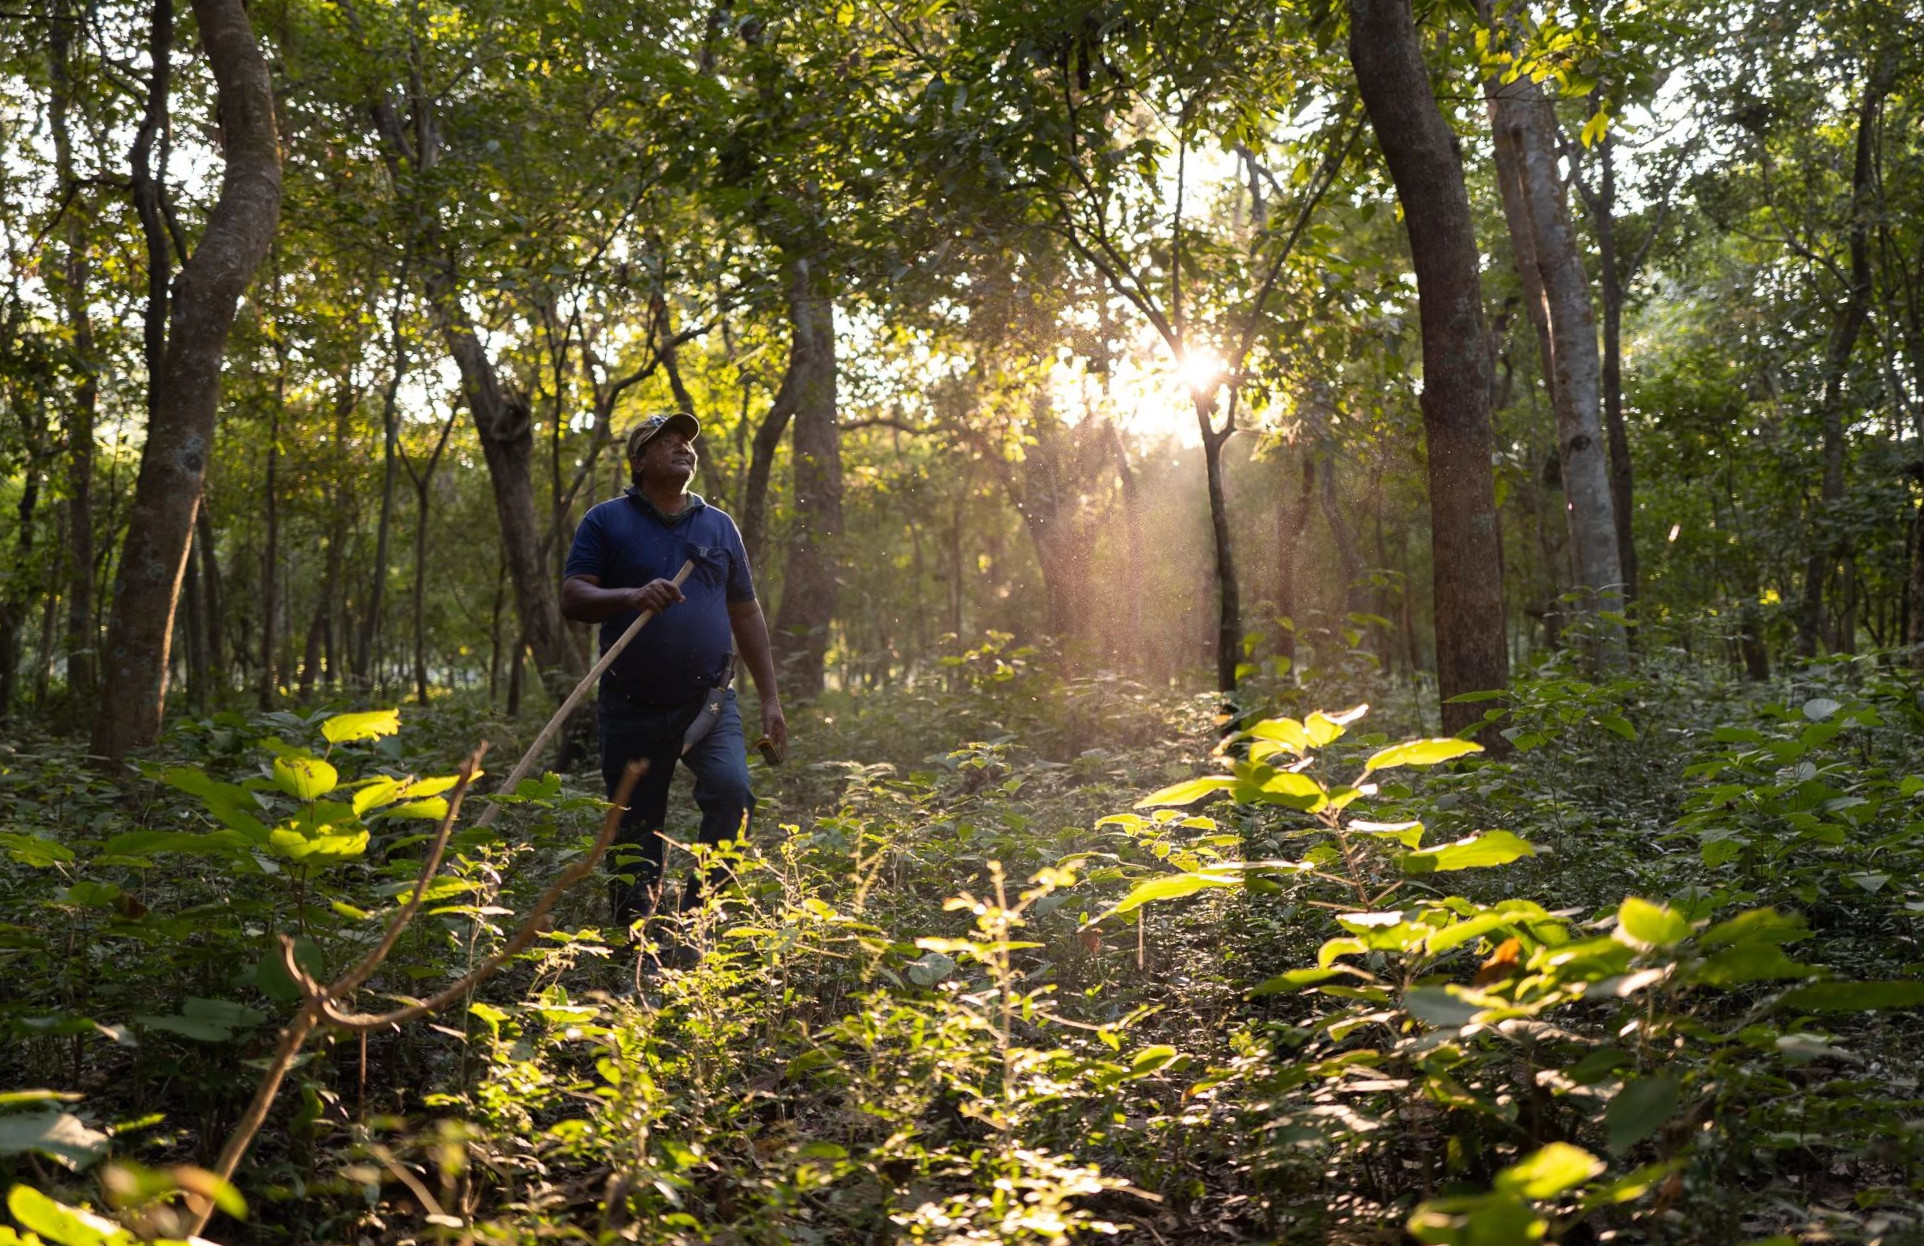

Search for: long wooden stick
xmin=475 ymin=559 xmax=692 ymax=830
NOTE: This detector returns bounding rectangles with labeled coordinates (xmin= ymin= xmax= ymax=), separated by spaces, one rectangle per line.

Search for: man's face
xmin=637 ymin=429 xmax=698 ymax=490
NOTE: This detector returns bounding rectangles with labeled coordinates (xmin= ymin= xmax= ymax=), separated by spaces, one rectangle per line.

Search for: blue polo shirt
xmin=564 ymin=489 xmax=756 ymax=706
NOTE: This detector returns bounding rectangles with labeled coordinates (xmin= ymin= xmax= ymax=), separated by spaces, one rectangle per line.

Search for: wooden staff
xmin=475 ymin=559 xmax=693 ymax=830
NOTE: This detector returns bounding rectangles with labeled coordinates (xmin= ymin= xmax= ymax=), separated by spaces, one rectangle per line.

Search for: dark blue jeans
xmin=599 ymin=688 xmax=754 ymax=933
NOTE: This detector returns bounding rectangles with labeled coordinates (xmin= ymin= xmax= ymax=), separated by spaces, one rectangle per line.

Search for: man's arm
xmin=561 ymin=573 xmax=684 ymax=623
xmin=728 ymin=597 xmax=787 ymax=762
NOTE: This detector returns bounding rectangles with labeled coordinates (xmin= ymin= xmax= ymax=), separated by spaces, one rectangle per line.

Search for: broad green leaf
xmin=1364 ymin=738 xmax=1482 ymax=772
xmin=1494 ymin=1142 xmax=1604 ymax=1198
xmin=7 ymin=1185 xmax=124 ymax=1245
xmin=0 ymin=1112 xmax=111 ymax=1170
xmin=1131 ymin=1045 xmax=1183 ymax=1075
xmin=1402 ymin=831 xmax=1537 ymax=874
xmin=375 ymin=798 xmax=450 ymax=821
xmin=0 ymin=1091 xmax=80 ymax=1108
xmin=102 ymin=830 xmax=250 ymax=860
xmin=1259 ymin=771 xmax=1326 ymax=799
xmin=1305 ymin=704 xmax=1368 ymax=748
xmin=396 ymin=774 xmax=468 ymax=799
xmin=1801 ymin=697 xmax=1842 ymax=721
xmin=906 ymin=950 xmax=954 ymax=985
xmin=1249 ymin=967 xmax=1363 ymax=996
xmin=1402 ymin=986 xmax=1487 ymax=1028
xmin=1692 ymin=944 xmax=1815 ymax=987
xmin=1605 ymin=1074 xmax=1680 ymax=1154
xmin=1098 ymin=871 xmax=1239 ymax=919
xmin=273 ymin=755 xmax=338 ymax=802
xmin=1351 ymin=820 xmax=1425 ymax=848
xmin=1134 ymin=776 xmax=1235 ymax=808
xmin=1615 ymin=898 xmax=1690 ymax=949
xmin=1700 ymin=908 xmax=1808 ymax=947
xmin=1248 ymin=717 xmax=1309 ymax=754
xmin=321 ymin=708 xmax=402 ymax=744
xmin=267 ymin=826 xmax=369 ymax=865
xmin=1782 ymin=980 xmax=1924 ymax=1012
xmin=352 ymin=777 xmax=403 ymax=815
xmin=0 ymin=832 xmax=73 ymax=868
xmin=1596 ymin=714 xmax=1637 ymax=741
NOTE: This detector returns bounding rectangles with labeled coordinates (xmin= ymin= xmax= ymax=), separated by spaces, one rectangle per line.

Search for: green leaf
xmin=1402 ymin=831 xmax=1537 ymax=874
xmin=1304 ymin=705 xmax=1367 ymax=748
xmin=0 ymin=1091 xmax=81 ymax=1108
xmin=1247 ymin=717 xmax=1309 ymax=754
xmin=1596 ymin=714 xmax=1638 ymax=741
xmin=1782 ymin=980 xmax=1924 ymax=1012
xmin=1364 ymin=738 xmax=1482 ymax=772
xmin=321 ymin=708 xmax=402 ymax=744
xmin=1134 ymin=776 xmax=1234 ymax=808
xmin=1259 ymin=771 xmax=1327 ymax=800
xmin=906 ymin=950 xmax=954 ymax=985
xmin=1494 ymin=1142 xmax=1604 ymax=1198
xmin=1605 ymin=1074 xmax=1681 ymax=1154
xmin=352 ymin=777 xmax=403 ymax=815
xmin=102 ymin=830 xmax=251 ymax=860
xmin=273 ymin=755 xmax=339 ymax=802
xmin=1692 ymin=944 xmax=1815 ymax=987
xmin=1615 ymin=898 xmax=1690 ymax=949
xmin=7 ymin=1185 xmax=125 ymax=1245
xmin=1249 ymin=967 xmax=1359 ymax=996
xmin=1096 ymin=871 xmax=1240 ymax=920
xmin=1801 ymin=697 xmax=1842 ymax=721
xmin=0 ymin=832 xmax=74 ymax=868
xmin=375 ymin=798 xmax=450 ymax=821
xmin=0 ymin=1112 xmax=111 ymax=1170
xmin=1700 ymin=908 xmax=1808 ymax=947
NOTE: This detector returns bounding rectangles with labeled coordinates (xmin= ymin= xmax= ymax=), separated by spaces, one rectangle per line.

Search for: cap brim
xmin=665 ymin=412 xmax=701 ymax=442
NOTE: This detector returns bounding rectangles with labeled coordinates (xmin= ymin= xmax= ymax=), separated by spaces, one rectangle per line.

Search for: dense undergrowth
xmin=6 ymin=639 xmax=1924 ymax=1244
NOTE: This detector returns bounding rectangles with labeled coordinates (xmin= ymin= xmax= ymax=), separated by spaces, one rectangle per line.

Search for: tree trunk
xmin=182 ymin=523 xmax=207 ymax=711
xmin=412 ymin=475 xmax=432 ymax=707
xmin=1275 ymin=452 xmax=1316 ymax=669
xmin=770 ymin=252 xmax=843 ymax=698
xmin=1797 ymin=63 xmax=1888 ymax=657
xmin=91 ymin=0 xmax=281 ymax=759
xmin=421 ymin=259 xmax=581 ymax=700
xmin=1593 ymin=133 xmax=1639 ymax=606
xmin=1348 ymin=0 xmax=1510 ymax=736
xmin=258 ymin=364 xmax=281 ymax=710
xmin=1484 ymin=70 xmax=1625 ymax=644
xmin=50 ymin=0 xmax=98 ymax=716
xmin=1105 ymin=420 xmax=1145 ymax=671
xmin=357 ymin=283 xmax=405 ymax=685
xmin=196 ymin=502 xmax=225 ymax=692
xmin=740 ymin=363 xmax=798 ymax=568
xmin=1198 ymin=407 xmax=1241 ymax=695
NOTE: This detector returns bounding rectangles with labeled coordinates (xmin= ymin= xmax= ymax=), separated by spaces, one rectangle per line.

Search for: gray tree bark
xmin=1348 ymin=0 xmax=1511 ymax=736
xmin=91 ymin=0 xmax=281 ymax=758
xmin=1484 ymin=72 xmax=1625 ymax=647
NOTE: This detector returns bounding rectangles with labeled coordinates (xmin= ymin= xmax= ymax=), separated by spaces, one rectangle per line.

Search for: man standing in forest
xmin=561 ymin=413 xmax=786 ymax=967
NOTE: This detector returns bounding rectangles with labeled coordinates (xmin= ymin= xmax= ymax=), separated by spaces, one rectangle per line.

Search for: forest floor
xmin=6 ymin=645 xmax=1924 ymax=1244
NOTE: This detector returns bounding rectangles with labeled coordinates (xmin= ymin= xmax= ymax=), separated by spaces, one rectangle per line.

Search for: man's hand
xmin=629 ymin=578 xmax=685 ymax=615
xmin=759 ymin=701 xmax=788 ymax=765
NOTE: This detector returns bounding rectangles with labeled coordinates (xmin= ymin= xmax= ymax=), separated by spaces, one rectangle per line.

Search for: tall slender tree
xmin=1348 ymin=0 xmax=1511 ymax=734
xmin=91 ymin=0 xmax=282 ymax=758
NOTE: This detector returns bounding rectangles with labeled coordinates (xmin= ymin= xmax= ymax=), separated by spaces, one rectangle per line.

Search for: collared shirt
xmin=564 ymin=488 xmax=756 ymax=706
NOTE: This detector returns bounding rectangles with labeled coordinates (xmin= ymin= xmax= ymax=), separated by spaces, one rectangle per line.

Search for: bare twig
xmin=193 ymin=754 xmax=647 ymax=1236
